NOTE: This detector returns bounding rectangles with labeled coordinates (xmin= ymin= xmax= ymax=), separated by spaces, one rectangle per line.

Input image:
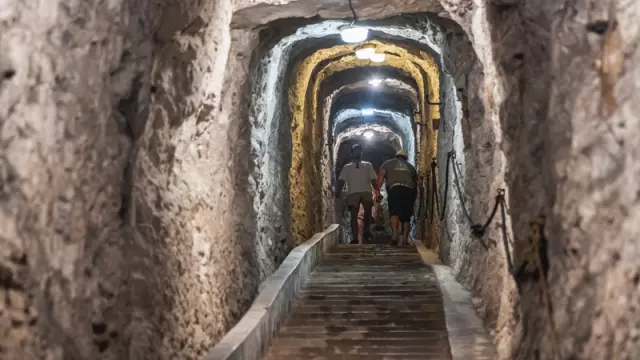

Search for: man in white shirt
xmin=335 ymin=144 xmax=379 ymax=244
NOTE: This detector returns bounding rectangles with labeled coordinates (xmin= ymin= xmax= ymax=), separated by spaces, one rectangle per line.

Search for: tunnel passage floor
xmin=264 ymin=245 xmax=452 ymax=360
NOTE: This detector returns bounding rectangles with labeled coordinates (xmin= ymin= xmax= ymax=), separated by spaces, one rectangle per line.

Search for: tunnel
xmin=1 ymin=0 xmax=639 ymax=359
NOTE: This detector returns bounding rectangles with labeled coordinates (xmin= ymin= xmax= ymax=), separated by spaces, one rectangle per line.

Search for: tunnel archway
xmin=4 ymin=0 xmax=636 ymax=359
xmin=243 ymin=19 xmax=446 ymax=247
xmin=286 ymin=37 xmax=443 ymax=245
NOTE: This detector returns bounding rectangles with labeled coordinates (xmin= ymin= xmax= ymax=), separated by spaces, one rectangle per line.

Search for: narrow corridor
xmin=2 ymin=0 xmax=639 ymax=359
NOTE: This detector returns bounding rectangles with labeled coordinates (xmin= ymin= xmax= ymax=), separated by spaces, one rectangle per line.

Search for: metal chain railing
xmin=416 ymin=175 xmax=426 ymax=221
xmin=446 ymin=151 xmax=491 ymax=249
xmin=453 ymin=153 xmax=475 ymax=224
xmin=427 ymin=149 xmax=510 ymax=252
xmin=429 ymin=158 xmax=439 ymax=224
xmin=466 ymin=188 xmax=514 ymax=271
xmin=424 ymin=147 xmax=558 ymax=353
xmin=450 ymin=153 xmax=474 ymax=224
xmin=422 ymin=149 xmax=552 ymax=276
xmin=436 ymin=151 xmax=453 ymax=221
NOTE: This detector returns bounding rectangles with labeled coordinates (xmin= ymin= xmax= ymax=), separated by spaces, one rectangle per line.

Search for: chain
xmin=498 ymin=191 xmax=514 ymax=273
xmin=429 ymin=158 xmax=438 ymax=224
xmin=432 ymin=148 xmax=559 ymax=355
xmin=438 ymin=151 xmax=453 ymax=221
xmin=450 ymin=153 xmax=475 ymax=224
xmin=416 ymin=176 xmax=425 ymax=220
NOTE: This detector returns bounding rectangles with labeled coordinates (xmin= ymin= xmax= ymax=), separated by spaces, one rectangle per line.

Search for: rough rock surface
xmin=232 ymin=0 xmax=445 ymax=28
xmin=2 ymin=0 xmax=640 ymax=360
xmin=523 ymin=2 xmax=639 ymax=359
xmin=252 ymin=18 xmax=445 ymax=245
xmin=436 ymin=18 xmax=518 ymax=357
xmin=333 ymin=109 xmax=414 ymax=161
xmin=1 ymin=0 xmax=289 ymax=359
xmin=1 ymin=0 xmax=148 ymax=357
xmin=436 ymin=0 xmax=640 ymax=359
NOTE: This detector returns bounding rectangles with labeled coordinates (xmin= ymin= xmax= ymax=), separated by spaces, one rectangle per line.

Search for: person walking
xmin=335 ymin=144 xmax=379 ymax=244
xmin=356 ymin=195 xmax=378 ymax=244
xmin=376 ymin=150 xmax=418 ymax=245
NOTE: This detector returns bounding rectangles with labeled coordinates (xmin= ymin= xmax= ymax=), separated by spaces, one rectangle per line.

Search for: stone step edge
xmin=204 ymin=224 xmax=340 ymax=360
xmin=412 ymin=240 xmax=498 ymax=360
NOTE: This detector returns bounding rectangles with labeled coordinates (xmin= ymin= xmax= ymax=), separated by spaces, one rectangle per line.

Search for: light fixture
xmin=361 ymin=108 xmax=374 ymax=116
xmin=340 ymin=0 xmax=367 ymax=44
xmin=370 ymin=52 xmax=385 ymax=63
xmin=340 ymin=27 xmax=368 ymax=43
xmin=369 ymin=78 xmax=382 ymax=87
xmin=363 ymin=130 xmax=375 ymax=139
xmin=355 ymin=47 xmax=375 ymax=59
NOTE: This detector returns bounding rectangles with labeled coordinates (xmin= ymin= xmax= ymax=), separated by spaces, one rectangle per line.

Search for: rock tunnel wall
xmin=1 ymin=0 xmax=151 ymax=357
xmin=437 ymin=0 xmax=640 ymax=359
xmin=0 ymin=0 xmax=292 ymax=359
xmin=434 ymin=14 xmax=518 ymax=356
xmin=127 ymin=19 xmax=265 ymax=360
xmin=2 ymin=0 xmax=640 ymax=360
xmin=492 ymin=1 xmax=640 ymax=359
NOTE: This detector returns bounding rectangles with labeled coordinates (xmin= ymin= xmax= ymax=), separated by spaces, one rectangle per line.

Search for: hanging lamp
xmin=355 ymin=47 xmax=375 ymax=59
xmin=370 ymin=52 xmax=385 ymax=62
xmin=339 ymin=0 xmax=368 ymax=43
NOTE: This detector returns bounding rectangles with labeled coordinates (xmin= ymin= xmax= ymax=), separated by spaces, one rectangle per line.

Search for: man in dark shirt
xmin=376 ymin=150 xmax=418 ymax=245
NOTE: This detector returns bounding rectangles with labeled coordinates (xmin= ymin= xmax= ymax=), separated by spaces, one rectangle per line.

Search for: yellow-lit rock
xmin=288 ymin=40 xmax=442 ymax=246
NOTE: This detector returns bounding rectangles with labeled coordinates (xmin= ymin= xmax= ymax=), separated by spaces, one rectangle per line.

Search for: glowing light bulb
xmin=369 ymin=78 xmax=382 ymax=87
xmin=340 ymin=27 xmax=368 ymax=43
xmin=361 ymin=108 xmax=374 ymax=116
xmin=355 ymin=47 xmax=375 ymax=59
xmin=364 ymin=130 xmax=375 ymax=139
xmin=370 ymin=52 xmax=385 ymax=62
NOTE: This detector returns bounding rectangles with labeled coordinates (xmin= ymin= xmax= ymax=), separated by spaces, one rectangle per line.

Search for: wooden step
xmin=263 ymin=245 xmax=452 ymax=360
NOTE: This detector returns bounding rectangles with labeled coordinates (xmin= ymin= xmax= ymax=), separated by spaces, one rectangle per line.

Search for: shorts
xmin=387 ymin=185 xmax=417 ymax=222
xmin=346 ymin=192 xmax=373 ymax=211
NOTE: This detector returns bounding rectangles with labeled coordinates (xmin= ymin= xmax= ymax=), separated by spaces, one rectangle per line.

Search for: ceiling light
xmin=363 ymin=130 xmax=375 ymax=139
xmin=361 ymin=108 xmax=374 ymax=116
xmin=355 ymin=47 xmax=375 ymax=60
xmin=340 ymin=27 xmax=368 ymax=43
xmin=370 ymin=52 xmax=385 ymax=62
xmin=369 ymin=78 xmax=382 ymax=87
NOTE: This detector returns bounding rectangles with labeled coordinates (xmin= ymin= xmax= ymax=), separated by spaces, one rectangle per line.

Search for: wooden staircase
xmin=263 ymin=244 xmax=453 ymax=360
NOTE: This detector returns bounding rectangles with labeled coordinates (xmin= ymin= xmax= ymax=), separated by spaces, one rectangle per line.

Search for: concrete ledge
xmin=205 ymin=224 xmax=340 ymax=360
xmin=413 ymin=240 xmax=497 ymax=360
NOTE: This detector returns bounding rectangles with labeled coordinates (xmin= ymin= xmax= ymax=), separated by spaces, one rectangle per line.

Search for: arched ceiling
xmin=249 ymin=16 xmax=446 ymax=158
xmin=286 ymin=39 xmax=440 ymax=162
xmin=330 ymin=91 xmax=415 ymax=119
xmin=333 ymin=109 xmax=411 ymax=138
xmin=322 ymin=79 xmax=418 ymax=142
xmin=232 ymin=2 xmax=447 ymax=29
xmin=302 ymin=41 xmax=441 ymax=137
xmin=320 ymin=68 xmax=419 ymax=135
xmin=332 ymin=123 xmax=404 ymax=163
xmin=252 ymin=19 xmax=445 ymax=70
xmin=321 ymin=72 xmax=419 ymax=152
xmin=254 ymin=15 xmax=449 ymax=244
xmin=328 ymin=78 xmax=419 ymax=108
xmin=332 ymin=109 xmax=415 ymax=164
xmin=320 ymin=66 xmax=419 ymax=95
